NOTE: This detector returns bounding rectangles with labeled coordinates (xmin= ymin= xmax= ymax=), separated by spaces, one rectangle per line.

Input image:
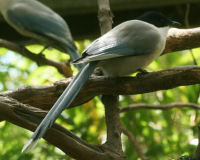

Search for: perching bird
xmin=0 ymin=0 xmax=83 ymax=70
xmin=22 ymin=11 xmax=180 ymax=151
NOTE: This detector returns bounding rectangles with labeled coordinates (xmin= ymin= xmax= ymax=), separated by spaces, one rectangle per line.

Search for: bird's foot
xmin=93 ymin=67 xmax=104 ymax=76
xmin=136 ymin=68 xmax=149 ymax=78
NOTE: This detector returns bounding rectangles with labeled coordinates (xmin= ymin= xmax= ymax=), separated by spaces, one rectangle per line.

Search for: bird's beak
xmin=170 ymin=20 xmax=181 ymax=27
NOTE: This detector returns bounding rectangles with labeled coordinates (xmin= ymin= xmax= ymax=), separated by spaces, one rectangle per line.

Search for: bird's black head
xmin=137 ymin=11 xmax=181 ymax=28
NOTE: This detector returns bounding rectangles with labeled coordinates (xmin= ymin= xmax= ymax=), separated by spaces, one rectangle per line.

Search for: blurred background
xmin=0 ymin=0 xmax=200 ymax=159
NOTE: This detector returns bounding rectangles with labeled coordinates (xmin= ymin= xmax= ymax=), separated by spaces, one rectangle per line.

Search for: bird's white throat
xmin=158 ymin=26 xmax=170 ymax=38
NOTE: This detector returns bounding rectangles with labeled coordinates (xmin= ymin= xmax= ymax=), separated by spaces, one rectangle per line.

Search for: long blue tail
xmin=22 ymin=61 xmax=98 ymax=152
xmin=67 ymin=48 xmax=84 ymax=70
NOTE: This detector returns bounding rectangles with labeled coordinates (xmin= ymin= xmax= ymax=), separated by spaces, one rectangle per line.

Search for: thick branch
xmin=0 ymin=96 xmax=128 ymax=160
xmin=1 ymin=66 xmax=200 ymax=110
xmin=0 ymin=95 xmax=130 ymax=160
xmin=97 ymin=0 xmax=113 ymax=35
xmin=98 ymin=0 xmax=124 ymax=158
xmin=0 ymin=39 xmax=73 ymax=77
xmin=164 ymin=27 xmax=200 ymax=53
xmin=102 ymin=95 xmax=123 ymax=155
xmin=120 ymin=102 xmax=200 ymax=112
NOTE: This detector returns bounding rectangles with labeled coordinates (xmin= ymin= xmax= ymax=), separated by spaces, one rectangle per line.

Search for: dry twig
xmin=0 ymin=39 xmax=73 ymax=77
xmin=121 ymin=124 xmax=149 ymax=160
xmin=120 ymin=102 xmax=200 ymax=112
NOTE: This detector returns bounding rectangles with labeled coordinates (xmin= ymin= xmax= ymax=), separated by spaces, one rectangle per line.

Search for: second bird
xmin=0 ymin=0 xmax=83 ymax=70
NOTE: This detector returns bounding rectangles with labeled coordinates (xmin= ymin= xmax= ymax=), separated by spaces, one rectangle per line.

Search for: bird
xmin=0 ymin=0 xmax=83 ymax=70
xmin=22 ymin=11 xmax=181 ymax=152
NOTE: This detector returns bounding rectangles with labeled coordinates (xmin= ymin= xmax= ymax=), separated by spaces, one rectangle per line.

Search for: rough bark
xmin=164 ymin=28 xmax=200 ymax=53
xmin=98 ymin=0 xmax=125 ymax=159
xmin=0 ymin=96 xmax=126 ymax=160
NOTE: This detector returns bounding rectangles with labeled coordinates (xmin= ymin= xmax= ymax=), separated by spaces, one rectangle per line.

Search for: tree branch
xmin=164 ymin=27 xmax=200 ymax=54
xmin=98 ymin=0 xmax=124 ymax=158
xmin=102 ymin=96 xmax=123 ymax=155
xmin=97 ymin=0 xmax=113 ymax=35
xmin=0 ymin=39 xmax=73 ymax=77
xmin=0 ymin=96 xmax=130 ymax=160
xmin=120 ymin=102 xmax=200 ymax=112
xmin=1 ymin=65 xmax=199 ymax=110
xmin=120 ymin=124 xmax=148 ymax=160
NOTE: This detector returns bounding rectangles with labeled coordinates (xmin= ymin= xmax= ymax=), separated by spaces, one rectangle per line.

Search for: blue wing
xmin=6 ymin=4 xmax=74 ymax=49
xmin=74 ymin=19 xmax=161 ymax=64
xmin=76 ymin=39 xmax=153 ymax=63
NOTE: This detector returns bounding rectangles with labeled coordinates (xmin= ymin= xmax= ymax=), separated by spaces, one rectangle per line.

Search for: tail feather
xmin=67 ymin=48 xmax=85 ymax=70
xmin=22 ymin=138 xmax=39 ymax=153
xmin=22 ymin=61 xmax=98 ymax=152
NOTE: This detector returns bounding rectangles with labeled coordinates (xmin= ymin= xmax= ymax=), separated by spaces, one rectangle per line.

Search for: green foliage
xmin=121 ymin=50 xmax=200 ymax=160
xmin=0 ymin=42 xmax=200 ymax=160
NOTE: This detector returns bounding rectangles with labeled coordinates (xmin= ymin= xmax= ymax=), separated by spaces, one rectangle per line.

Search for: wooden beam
xmin=39 ymin=0 xmax=200 ymax=15
xmin=0 ymin=0 xmax=200 ymax=40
